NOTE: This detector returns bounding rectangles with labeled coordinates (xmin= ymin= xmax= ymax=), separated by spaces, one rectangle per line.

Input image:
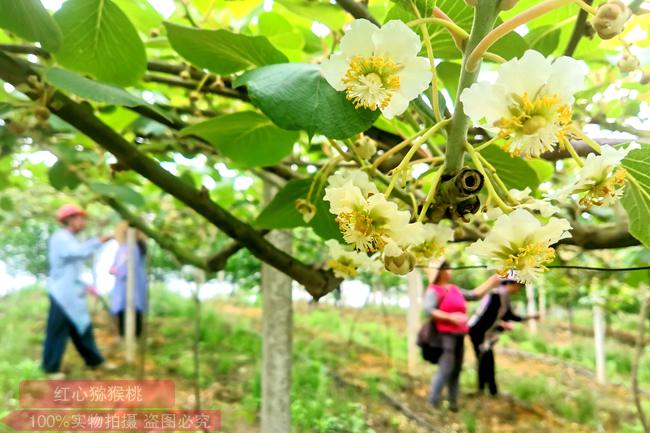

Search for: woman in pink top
xmin=423 ymin=261 xmax=500 ymax=411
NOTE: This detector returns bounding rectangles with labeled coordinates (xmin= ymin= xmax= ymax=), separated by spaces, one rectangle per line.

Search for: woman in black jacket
xmin=468 ymin=279 xmax=538 ymax=396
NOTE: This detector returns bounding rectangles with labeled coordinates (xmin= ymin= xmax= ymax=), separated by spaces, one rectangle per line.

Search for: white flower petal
xmin=496 ymin=50 xmax=552 ymax=97
xmin=340 ymin=19 xmax=378 ymax=58
xmin=372 ymin=20 xmax=421 ymax=64
xmin=396 ymin=56 xmax=431 ymax=100
xmin=320 ymin=53 xmax=348 ymax=91
xmin=460 ymin=81 xmax=510 ymax=125
xmin=381 ymin=91 xmax=409 ymax=119
xmin=546 ymin=56 xmax=588 ymax=102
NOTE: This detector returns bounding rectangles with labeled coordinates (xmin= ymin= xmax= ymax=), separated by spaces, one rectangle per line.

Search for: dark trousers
xmin=42 ymin=296 xmax=104 ymax=373
xmin=429 ymin=334 xmax=465 ymax=405
xmin=116 ymin=310 xmax=143 ymax=337
xmin=470 ymin=332 xmax=498 ymax=395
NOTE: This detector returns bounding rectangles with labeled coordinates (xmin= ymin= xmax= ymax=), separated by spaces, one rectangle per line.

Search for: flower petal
xmin=372 ymin=20 xmax=421 ymax=64
xmin=340 ymin=19 xmax=378 ymax=58
xmin=320 ymin=53 xmax=348 ymax=91
xmin=460 ymin=81 xmax=509 ymax=125
xmin=496 ymin=50 xmax=551 ymax=97
xmin=381 ymin=91 xmax=409 ymax=119
xmin=546 ymin=56 xmax=588 ymax=102
xmin=396 ymin=56 xmax=431 ymax=100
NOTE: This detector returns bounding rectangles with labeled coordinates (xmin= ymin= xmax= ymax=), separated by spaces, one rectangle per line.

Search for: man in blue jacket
xmin=42 ymin=204 xmax=113 ymax=376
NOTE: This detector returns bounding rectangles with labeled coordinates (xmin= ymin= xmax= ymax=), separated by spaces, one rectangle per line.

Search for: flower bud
xmin=383 ymin=242 xmax=416 ymax=275
xmin=352 ymin=136 xmax=377 ymax=160
xmin=499 ymin=0 xmax=519 ymax=11
xmin=179 ymin=70 xmax=191 ymax=80
xmin=189 ymin=91 xmax=201 ymax=102
xmin=641 ymin=69 xmax=650 ymax=85
xmin=592 ymin=0 xmax=630 ymax=40
xmin=34 ymin=106 xmax=50 ymax=123
xmin=295 ymin=199 xmax=316 ymax=223
xmin=618 ymin=53 xmax=640 ymax=73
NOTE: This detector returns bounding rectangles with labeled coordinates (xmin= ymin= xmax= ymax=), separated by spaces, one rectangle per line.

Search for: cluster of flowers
xmin=323 ymin=170 xmax=453 ymax=278
xmin=317 ymin=16 xmax=641 ymax=283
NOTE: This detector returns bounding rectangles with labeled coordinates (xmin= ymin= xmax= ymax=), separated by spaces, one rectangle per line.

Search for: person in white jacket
xmin=41 ymin=204 xmax=113 ymax=375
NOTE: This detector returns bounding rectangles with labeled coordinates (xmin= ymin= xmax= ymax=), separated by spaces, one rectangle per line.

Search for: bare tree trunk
xmin=538 ymin=284 xmax=546 ymax=320
xmin=407 ymin=270 xmax=423 ymax=375
xmin=261 ymin=182 xmax=293 ymax=433
xmin=526 ymin=283 xmax=537 ymax=334
xmin=633 ymin=294 xmax=650 ymax=433
xmin=593 ymin=304 xmax=607 ymax=384
xmin=125 ymin=228 xmax=137 ymax=364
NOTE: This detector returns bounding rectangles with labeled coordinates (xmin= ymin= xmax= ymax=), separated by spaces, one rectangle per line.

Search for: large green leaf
xmin=525 ymin=25 xmax=562 ymax=56
xmin=256 ymin=178 xmax=343 ymax=241
xmin=622 ymin=145 xmax=650 ymax=248
xmin=112 ymin=0 xmax=162 ymax=32
xmin=480 ymin=146 xmax=540 ymax=192
xmin=180 ymin=111 xmax=298 ymax=168
xmin=387 ymin=0 xmax=473 ymax=59
xmin=0 ymin=0 xmax=62 ymax=52
xmin=437 ymin=61 xmax=461 ymax=100
xmin=48 ymin=161 xmax=81 ymax=191
xmin=275 ymin=0 xmax=346 ymax=30
xmin=54 ymin=0 xmax=146 ymax=86
xmin=89 ymin=182 xmax=145 ymax=207
xmin=164 ymin=22 xmax=288 ymax=75
xmin=234 ymin=63 xmax=379 ymax=139
xmin=44 ymin=68 xmax=147 ymax=106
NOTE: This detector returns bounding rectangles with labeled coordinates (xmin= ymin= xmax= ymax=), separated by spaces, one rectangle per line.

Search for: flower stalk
xmin=465 ymin=142 xmax=512 ymax=212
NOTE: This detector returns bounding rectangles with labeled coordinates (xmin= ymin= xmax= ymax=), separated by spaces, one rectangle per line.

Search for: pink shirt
xmin=430 ymin=284 xmax=469 ymax=334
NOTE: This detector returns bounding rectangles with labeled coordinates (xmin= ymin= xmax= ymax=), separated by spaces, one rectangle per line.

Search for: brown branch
xmin=334 ymin=0 xmax=379 ymax=25
xmin=0 ymin=51 xmax=340 ymax=298
xmin=564 ymin=0 xmax=593 ymax=56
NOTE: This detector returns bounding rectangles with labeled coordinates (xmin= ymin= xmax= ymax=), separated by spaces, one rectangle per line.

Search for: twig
xmin=564 ymin=0 xmax=593 ymax=55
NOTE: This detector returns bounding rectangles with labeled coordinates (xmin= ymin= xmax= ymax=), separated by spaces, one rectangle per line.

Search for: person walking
xmin=42 ymin=204 xmax=113 ymax=376
xmin=424 ymin=260 xmax=500 ymax=411
xmin=469 ymin=278 xmax=538 ymax=396
xmin=110 ymin=221 xmax=148 ymax=337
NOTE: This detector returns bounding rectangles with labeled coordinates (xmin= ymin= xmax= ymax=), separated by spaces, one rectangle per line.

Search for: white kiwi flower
xmin=320 ymin=19 xmax=431 ymax=119
xmin=466 ymin=209 xmax=572 ymax=283
xmin=326 ymin=240 xmax=382 ymax=278
xmin=567 ymin=142 xmax=641 ymax=207
xmin=460 ymin=50 xmax=588 ymax=158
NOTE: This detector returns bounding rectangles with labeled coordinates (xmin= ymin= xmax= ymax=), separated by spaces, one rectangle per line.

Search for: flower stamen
xmin=342 ymin=55 xmax=401 ymax=111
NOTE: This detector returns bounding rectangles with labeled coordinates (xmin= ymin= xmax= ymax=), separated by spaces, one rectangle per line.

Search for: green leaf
xmin=48 ymin=161 xmax=81 ymax=191
xmin=0 ymin=196 xmax=13 ymax=212
xmin=480 ymin=146 xmax=540 ymax=191
xmin=621 ymin=145 xmax=650 ymax=248
xmin=490 ymin=30 xmax=529 ymax=60
xmin=89 ymin=182 xmax=145 ymax=207
xmin=164 ymin=22 xmax=288 ymax=75
xmin=528 ymin=159 xmax=555 ymax=184
xmin=256 ymin=178 xmax=343 ymax=241
xmin=275 ymin=0 xmax=346 ymax=30
xmin=258 ymin=12 xmax=305 ymax=53
xmin=437 ymin=62 xmax=461 ymax=101
xmin=180 ymin=111 xmax=298 ymax=168
xmin=44 ymin=68 xmax=146 ymax=106
xmin=234 ymin=63 xmax=380 ymax=139
xmin=525 ymin=25 xmax=561 ymax=56
xmin=54 ymin=0 xmax=146 ymax=86
xmin=112 ymin=0 xmax=162 ymax=32
xmin=387 ymin=0 xmax=473 ymax=59
xmin=0 ymin=0 xmax=62 ymax=52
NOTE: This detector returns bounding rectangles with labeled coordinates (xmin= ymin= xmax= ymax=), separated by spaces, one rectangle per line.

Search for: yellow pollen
xmin=328 ymin=259 xmax=358 ymax=278
xmin=579 ymin=168 xmax=628 ymax=208
xmin=342 ymin=55 xmax=401 ymax=111
xmin=502 ymin=243 xmax=555 ymax=273
xmin=495 ymin=92 xmax=572 ymax=140
xmin=336 ymin=210 xmax=386 ymax=252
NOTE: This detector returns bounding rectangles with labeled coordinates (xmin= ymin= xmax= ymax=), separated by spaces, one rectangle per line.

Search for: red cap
xmin=56 ymin=204 xmax=87 ymax=222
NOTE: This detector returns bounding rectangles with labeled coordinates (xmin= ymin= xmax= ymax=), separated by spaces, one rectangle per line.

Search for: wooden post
xmin=261 ymin=182 xmax=293 ymax=433
xmin=526 ymin=283 xmax=538 ymax=334
xmin=538 ymin=283 xmax=546 ymax=320
xmin=593 ymin=304 xmax=607 ymax=384
xmin=125 ymin=227 xmax=137 ymax=364
xmin=407 ymin=269 xmax=423 ymax=375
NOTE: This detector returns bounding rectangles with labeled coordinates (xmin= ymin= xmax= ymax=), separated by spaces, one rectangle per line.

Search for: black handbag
xmin=416 ymin=288 xmax=448 ymax=364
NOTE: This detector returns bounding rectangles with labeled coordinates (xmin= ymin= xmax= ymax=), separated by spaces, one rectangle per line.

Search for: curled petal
xmin=340 ymin=19 xmax=378 ymax=58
